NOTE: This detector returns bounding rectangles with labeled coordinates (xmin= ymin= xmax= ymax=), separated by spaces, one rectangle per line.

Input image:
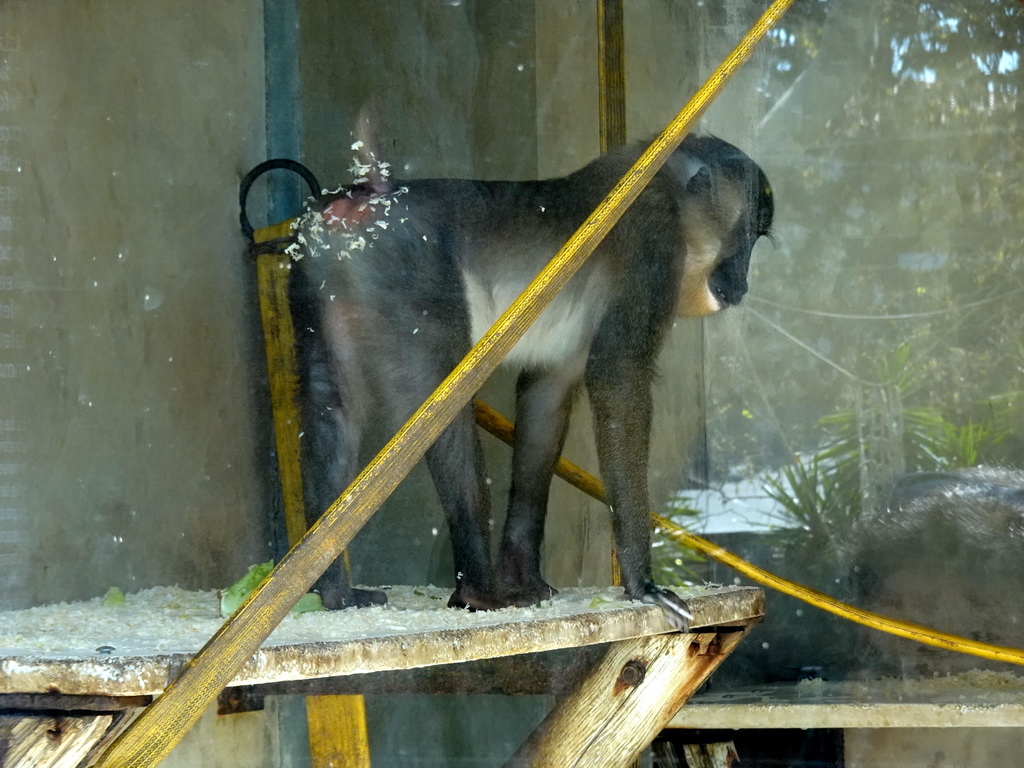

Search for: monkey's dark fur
xmin=290 ymin=134 xmax=774 ymax=630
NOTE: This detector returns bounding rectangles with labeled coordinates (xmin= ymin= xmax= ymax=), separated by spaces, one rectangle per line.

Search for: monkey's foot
xmin=447 ymin=586 xmax=508 ymax=612
xmin=320 ymin=586 xmax=389 ymax=611
xmin=641 ymin=583 xmax=692 ymax=632
xmin=497 ymin=578 xmax=558 ymax=608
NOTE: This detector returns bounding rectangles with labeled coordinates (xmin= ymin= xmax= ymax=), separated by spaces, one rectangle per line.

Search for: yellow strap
xmin=597 ymin=0 xmax=627 ymax=154
xmin=306 ymin=694 xmax=372 ymax=767
xmin=96 ymin=4 xmax=794 ymax=765
xmin=255 ymin=228 xmax=373 ymax=768
xmin=597 ymin=0 xmax=626 ymax=586
xmin=254 ymin=223 xmax=308 ymax=545
xmin=475 ymin=401 xmax=1024 ymax=667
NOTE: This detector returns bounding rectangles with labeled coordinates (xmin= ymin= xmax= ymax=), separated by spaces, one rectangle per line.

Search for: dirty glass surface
xmin=0 ymin=1 xmax=1021 ymax=767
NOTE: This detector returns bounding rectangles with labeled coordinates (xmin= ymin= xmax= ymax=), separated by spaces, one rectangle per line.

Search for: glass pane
xmin=2 ymin=1 xmax=1020 ymax=766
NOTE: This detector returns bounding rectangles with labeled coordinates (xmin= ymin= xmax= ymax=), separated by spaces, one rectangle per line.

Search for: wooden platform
xmin=0 ymin=584 xmax=761 ymax=697
xmin=672 ymin=672 xmax=1024 ymax=729
xmin=0 ymin=584 xmax=764 ymax=767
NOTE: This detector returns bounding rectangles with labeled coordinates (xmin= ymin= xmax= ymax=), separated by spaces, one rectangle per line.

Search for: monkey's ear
xmin=686 ymin=165 xmax=713 ymax=195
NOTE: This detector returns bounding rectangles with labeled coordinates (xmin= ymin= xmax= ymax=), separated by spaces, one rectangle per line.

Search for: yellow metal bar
xmin=307 ymin=694 xmax=372 ymax=768
xmin=597 ymin=0 xmax=627 ymax=592
xmin=254 ymin=224 xmax=372 ymax=768
xmin=96 ymin=4 xmax=794 ymax=764
xmin=254 ymin=221 xmax=308 ymax=546
xmin=597 ymin=0 xmax=627 ymax=153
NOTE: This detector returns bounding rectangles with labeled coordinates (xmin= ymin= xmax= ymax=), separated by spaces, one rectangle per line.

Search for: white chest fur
xmin=463 ymin=271 xmax=607 ymax=369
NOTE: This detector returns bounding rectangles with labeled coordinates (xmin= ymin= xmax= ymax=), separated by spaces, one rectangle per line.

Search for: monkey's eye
xmin=744 ymin=220 xmax=774 ymax=245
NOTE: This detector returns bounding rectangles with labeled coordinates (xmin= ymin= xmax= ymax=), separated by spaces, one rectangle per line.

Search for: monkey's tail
xmin=473 ymin=400 xmax=1024 ymax=668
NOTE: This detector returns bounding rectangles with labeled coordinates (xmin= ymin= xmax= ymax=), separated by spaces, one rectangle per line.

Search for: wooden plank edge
xmin=1 ymin=587 xmax=763 ymax=697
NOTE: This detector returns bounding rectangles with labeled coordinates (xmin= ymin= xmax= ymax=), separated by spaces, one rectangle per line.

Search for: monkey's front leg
xmin=496 ymin=367 xmax=581 ymax=606
xmin=586 ymin=359 xmax=692 ymax=632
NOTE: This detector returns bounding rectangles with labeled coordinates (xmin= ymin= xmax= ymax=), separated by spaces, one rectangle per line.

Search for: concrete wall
xmin=0 ymin=0 xmax=270 ymax=608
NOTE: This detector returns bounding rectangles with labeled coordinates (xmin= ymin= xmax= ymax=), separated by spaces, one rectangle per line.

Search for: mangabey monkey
xmin=289 ymin=134 xmax=774 ymax=630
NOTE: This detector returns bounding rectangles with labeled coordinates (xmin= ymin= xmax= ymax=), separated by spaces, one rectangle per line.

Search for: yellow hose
xmin=476 ymin=401 xmax=1024 ymax=667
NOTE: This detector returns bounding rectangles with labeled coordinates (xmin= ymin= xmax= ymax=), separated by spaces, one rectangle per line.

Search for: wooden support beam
xmin=0 ymin=708 xmax=138 ymax=768
xmin=228 ymin=645 xmax=607 ymax=699
xmin=506 ymin=627 xmax=750 ymax=767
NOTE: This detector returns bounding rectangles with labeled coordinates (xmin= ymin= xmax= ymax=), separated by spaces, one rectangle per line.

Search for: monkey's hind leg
xmin=296 ymin=317 xmax=387 ymax=611
xmin=371 ymin=315 xmax=499 ymax=612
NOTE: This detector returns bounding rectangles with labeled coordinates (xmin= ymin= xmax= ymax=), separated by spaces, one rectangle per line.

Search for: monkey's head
xmin=673 ymin=135 xmax=774 ymax=318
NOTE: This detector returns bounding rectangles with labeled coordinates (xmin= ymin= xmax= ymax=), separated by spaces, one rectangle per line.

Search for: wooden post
xmin=0 ymin=696 xmax=147 ymax=768
xmin=506 ymin=627 xmax=750 ymax=767
xmin=0 ymin=713 xmax=120 ymax=768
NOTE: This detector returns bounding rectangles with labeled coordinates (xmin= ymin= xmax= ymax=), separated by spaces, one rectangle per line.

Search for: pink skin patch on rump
xmin=321 ymin=196 xmax=376 ymax=233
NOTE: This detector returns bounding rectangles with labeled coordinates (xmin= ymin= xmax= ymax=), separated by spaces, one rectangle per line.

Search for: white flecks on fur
xmin=288 ymin=178 xmax=409 ymax=262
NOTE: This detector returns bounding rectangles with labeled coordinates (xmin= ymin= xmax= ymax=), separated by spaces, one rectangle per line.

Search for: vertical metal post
xmin=597 ymin=0 xmax=627 ymax=153
xmin=264 ymin=0 xmax=304 ymax=220
xmin=263 ymin=3 xmax=371 ymax=762
xmin=596 ymin=0 xmax=627 ymax=588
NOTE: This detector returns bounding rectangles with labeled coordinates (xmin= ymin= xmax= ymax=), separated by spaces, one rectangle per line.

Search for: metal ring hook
xmin=239 ymin=159 xmax=321 ymax=241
